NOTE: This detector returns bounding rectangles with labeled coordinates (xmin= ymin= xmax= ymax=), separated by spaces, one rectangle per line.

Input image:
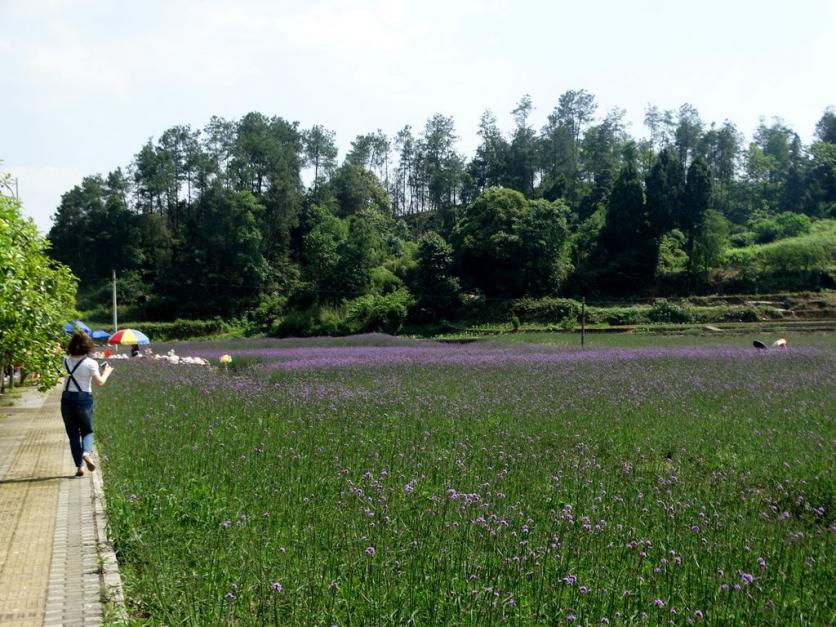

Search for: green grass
xmin=723 ymin=219 xmax=836 ymax=269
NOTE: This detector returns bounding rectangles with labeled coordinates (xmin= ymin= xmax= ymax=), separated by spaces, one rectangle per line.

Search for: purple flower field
xmin=97 ymin=334 xmax=835 ymax=625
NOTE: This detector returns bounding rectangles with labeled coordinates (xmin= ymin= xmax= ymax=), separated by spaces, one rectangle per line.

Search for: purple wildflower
xmin=654 ymin=598 xmax=665 ymax=608
xmin=365 ymin=546 xmax=376 ymax=556
xmin=741 ymin=572 xmax=754 ymax=585
xmin=271 ymin=582 xmax=282 ymax=593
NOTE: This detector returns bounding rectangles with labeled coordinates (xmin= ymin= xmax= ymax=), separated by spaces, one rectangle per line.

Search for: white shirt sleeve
xmin=87 ymin=359 xmax=101 ymax=379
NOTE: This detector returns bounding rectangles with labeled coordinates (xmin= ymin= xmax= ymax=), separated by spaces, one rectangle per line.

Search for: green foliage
xmin=645 ymin=148 xmax=685 ymax=236
xmin=0 ymin=192 xmax=77 ymax=391
xmin=515 ymin=199 xmax=572 ymax=294
xmin=682 ymin=157 xmax=712 ymax=277
xmin=330 ymin=163 xmax=390 ymax=217
xmin=369 ymin=266 xmax=403 ymax=295
xmin=454 ymin=187 xmax=527 ymax=296
xmin=807 ymin=141 xmax=836 ymax=218
xmin=303 ymin=207 xmax=347 ymax=299
xmin=511 ymin=297 xmax=581 ymax=323
xmin=48 ymin=172 xmax=142 ymax=285
xmin=656 ymin=230 xmax=688 ymax=274
xmin=595 ymin=163 xmax=657 ymax=291
xmin=44 ymin=104 xmax=836 ymax=329
xmin=454 ymin=188 xmax=571 ymax=297
xmin=303 ymin=125 xmax=338 ymax=192
xmin=601 ymin=307 xmax=641 ymax=326
xmin=724 ymin=220 xmax=835 ymax=290
xmin=171 ymin=186 xmax=267 ymax=317
xmin=509 ymin=314 xmax=521 ymax=331
xmin=275 ymin=306 xmax=344 ymax=338
xmin=247 ymin=292 xmax=288 ymax=333
xmin=274 ymin=289 xmax=415 ymax=337
xmin=339 ymin=213 xmax=383 ymax=296
xmin=691 ymin=210 xmax=730 ymax=274
xmin=411 ymin=232 xmax=461 ymax=318
xmin=601 ymin=164 xmax=646 ymax=255
xmin=647 ymin=298 xmax=692 ymax=323
xmin=344 ymin=289 xmax=415 ymax=334
xmin=728 ymin=229 xmax=755 ymax=248
xmin=384 ymin=240 xmax=417 ymax=282
xmin=751 ymin=211 xmax=812 ymax=243
xmin=126 ymin=318 xmax=232 ymax=341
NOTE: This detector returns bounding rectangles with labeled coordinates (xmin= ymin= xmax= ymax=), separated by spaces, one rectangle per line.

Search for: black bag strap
xmin=64 ymin=357 xmax=88 ymax=392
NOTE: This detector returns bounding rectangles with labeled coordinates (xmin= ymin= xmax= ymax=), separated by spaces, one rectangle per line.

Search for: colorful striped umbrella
xmin=107 ymin=329 xmax=150 ymax=345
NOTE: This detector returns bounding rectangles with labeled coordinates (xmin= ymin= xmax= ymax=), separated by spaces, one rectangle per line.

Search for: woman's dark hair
xmin=67 ymin=332 xmax=94 ymax=356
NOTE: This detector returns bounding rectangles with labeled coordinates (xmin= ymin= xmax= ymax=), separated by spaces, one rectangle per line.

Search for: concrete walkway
xmin=0 ymin=387 xmax=125 ymax=626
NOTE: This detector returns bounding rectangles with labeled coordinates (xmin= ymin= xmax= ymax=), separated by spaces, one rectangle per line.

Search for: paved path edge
xmin=91 ymin=450 xmax=128 ymax=624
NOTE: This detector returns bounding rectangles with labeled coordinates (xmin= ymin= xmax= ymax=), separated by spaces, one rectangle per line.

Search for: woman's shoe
xmin=75 ymin=467 xmax=84 ymax=477
xmin=82 ymin=452 xmax=96 ymax=472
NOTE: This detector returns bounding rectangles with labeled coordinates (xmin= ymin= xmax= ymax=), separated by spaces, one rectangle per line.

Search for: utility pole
xmin=112 ymin=270 xmax=118 ymax=333
xmin=581 ymin=297 xmax=586 ymax=348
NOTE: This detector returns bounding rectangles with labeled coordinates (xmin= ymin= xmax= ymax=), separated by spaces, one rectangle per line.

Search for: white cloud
xmin=27 ymin=40 xmax=130 ymax=95
xmin=3 ymin=164 xmax=86 ymax=234
xmin=13 ymin=0 xmax=425 ymax=103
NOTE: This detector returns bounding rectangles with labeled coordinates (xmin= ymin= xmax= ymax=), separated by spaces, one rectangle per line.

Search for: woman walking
xmin=62 ymin=332 xmax=114 ymax=477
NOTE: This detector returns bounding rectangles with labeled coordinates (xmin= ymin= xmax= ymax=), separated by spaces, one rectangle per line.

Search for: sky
xmin=1 ymin=0 xmax=834 ymax=233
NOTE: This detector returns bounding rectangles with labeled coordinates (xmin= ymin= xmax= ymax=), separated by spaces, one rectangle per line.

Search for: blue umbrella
xmin=91 ymin=330 xmax=111 ymax=341
xmin=64 ymin=320 xmax=92 ymax=334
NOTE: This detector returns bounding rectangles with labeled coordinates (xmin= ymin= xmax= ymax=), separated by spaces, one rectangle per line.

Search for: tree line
xmin=47 ymin=91 xmax=836 ymax=325
xmin=1 ymin=179 xmax=75 ymax=391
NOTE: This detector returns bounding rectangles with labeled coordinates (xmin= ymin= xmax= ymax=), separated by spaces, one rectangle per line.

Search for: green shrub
xmin=248 ymin=292 xmax=288 ymax=332
xmin=690 ymin=306 xmax=759 ymax=323
xmin=344 ymin=289 xmax=415 ymax=334
xmin=752 ymin=212 xmax=812 ymax=244
xmin=121 ymin=318 xmax=231 ymax=342
xmin=729 ymin=231 xmax=755 ymax=248
xmin=510 ymin=315 xmax=521 ymax=332
xmin=718 ymin=307 xmax=759 ymax=323
xmin=559 ymin=317 xmax=577 ymax=331
xmin=370 ymin=266 xmax=404 ymax=295
xmin=317 ymin=306 xmax=347 ymax=336
xmin=275 ymin=309 xmax=318 ymax=337
xmin=273 ymin=306 xmax=349 ymax=338
xmin=604 ymin=308 xmax=642 ymax=326
xmin=647 ymin=299 xmax=692 ymax=324
xmin=512 ymin=297 xmax=582 ymax=323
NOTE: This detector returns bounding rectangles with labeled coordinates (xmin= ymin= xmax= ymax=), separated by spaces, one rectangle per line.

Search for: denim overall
xmin=60 ymin=357 xmax=94 ymax=468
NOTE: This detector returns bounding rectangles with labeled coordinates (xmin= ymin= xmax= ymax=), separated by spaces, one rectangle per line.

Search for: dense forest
xmin=47 ymin=91 xmax=836 ymax=332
